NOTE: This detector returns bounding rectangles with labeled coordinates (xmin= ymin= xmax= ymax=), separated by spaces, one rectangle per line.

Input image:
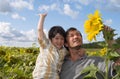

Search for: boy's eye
xmin=55 ymin=38 xmax=59 ymax=40
xmin=55 ymin=37 xmax=64 ymax=40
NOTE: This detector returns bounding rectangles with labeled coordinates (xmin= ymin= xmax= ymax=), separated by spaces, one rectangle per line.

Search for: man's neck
xmin=69 ymin=47 xmax=85 ymax=61
xmin=70 ymin=45 xmax=82 ymax=50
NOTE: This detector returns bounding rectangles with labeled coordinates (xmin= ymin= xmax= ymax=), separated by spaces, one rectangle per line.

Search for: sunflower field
xmin=0 ymin=46 xmax=39 ymax=79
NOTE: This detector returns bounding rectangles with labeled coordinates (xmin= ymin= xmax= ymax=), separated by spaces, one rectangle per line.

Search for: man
xmin=59 ymin=27 xmax=115 ymax=79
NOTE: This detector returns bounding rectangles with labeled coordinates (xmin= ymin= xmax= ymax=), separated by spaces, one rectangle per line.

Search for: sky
xmin=0 ymin=0 xmax=120 ymax=47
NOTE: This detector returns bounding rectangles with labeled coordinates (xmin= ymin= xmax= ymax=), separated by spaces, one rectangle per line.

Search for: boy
xmin=32 ymin=13 xmax=68 ymax=79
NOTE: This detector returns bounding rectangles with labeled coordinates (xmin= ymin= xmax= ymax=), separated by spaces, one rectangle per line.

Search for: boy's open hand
xmin=39 ymin=13 xmax=47 ymax=18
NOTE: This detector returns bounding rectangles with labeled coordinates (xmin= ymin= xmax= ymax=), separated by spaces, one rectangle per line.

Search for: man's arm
xmin=102 ymin=25 xmax=116 ymax=47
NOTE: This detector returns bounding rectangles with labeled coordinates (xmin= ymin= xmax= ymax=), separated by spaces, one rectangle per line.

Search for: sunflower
xmin=99 ymin=47 xmax=107 ymax=56
xmin=84 ymin=10 xmax=103 ymax=41
xmin=89 ymin=51 xmax=97 ymax=56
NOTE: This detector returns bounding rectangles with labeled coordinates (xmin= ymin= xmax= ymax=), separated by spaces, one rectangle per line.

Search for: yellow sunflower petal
xmin=84 ymin=10 xmax=103 ymax=41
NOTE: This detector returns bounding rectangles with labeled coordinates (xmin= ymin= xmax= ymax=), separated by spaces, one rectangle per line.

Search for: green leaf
xmin=108 ymin=51 xmax=120 ymax=61
xmin=81 ymin=64 xmax=99 ymax=79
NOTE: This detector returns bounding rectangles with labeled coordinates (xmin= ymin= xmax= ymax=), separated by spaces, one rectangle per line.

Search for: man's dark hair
xmin=48 ymin=26 xmax=66 ymax=41
xmin=65 ymin=27 xmax=82 ymax=38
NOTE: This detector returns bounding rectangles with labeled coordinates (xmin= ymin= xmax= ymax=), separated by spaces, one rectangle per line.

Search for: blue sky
xmin=0 ymin=0 xmax=120 ymax=47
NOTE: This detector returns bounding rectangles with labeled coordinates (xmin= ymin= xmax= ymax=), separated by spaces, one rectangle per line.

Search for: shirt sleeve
xmin=38 ymin=33 xmax=49 ymax=49
xmin=33 ymin=33 xmax=49 ymax=79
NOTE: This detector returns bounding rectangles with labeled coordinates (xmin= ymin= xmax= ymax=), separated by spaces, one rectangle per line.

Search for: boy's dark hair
xmin=48 ymin=26 xmax=66 ymax=41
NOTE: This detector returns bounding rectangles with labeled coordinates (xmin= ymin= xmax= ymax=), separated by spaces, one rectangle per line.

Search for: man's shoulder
xmin=88 ymin=56 xmax=104 ymax=59
xmin=86 ymin=56 xmax=104 ymax=62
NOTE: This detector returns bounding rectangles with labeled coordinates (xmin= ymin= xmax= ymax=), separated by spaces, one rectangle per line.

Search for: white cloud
xmin=38 ymin=5 xmax=50 ymax=12
xmin=75 ymin=4 xmax=82 ymax=10
xmin=62 ymin=0 xmax=71 ymax=2
xmin=0 ymin=0 xmax=12 ymax=13
xmin=90 ymin=0 xmax=120 ymax=11
xmin=51 ymin=3 xmax=59 ymax=11
xmin=0 ymin=22 xmax=37 ymax=47
xmin=0 ymin=0 xmax=34 ymax=22
xmin=106 ymin=0 xmax=120 ymax=12
xmin=94 ymin=0 xmax=120 ymax=12
xmin=21 ymin=29 xmax=36 ymax=41
xmin=11 ymin=13 xmax=26 ymax=21
xmin=104 ymin=19 xmax=112 ymax=26
xmin=38 ymin=3 xmax=61 ymax=12
xmin=78 ymin=0 xmax=93 ymax=5
xmin=0 ymin=0 xmax=34 ymax=14
xmin=0 ymin=22 xmax=50 ymax=47
xmin=38 ymin=3 xmax=79 ymax=19
xmin=110 ymin=0 xmax=120 ymax=7
xmin=38 ymin=0 xmax=120 ymax=16
xmin=10 ymin=0 xmax=34 ymax=10
xmin=61 ymin=0 xmax=120 ymax=12
xmin=0 ymin=22 xmax=13 ymax=39
xmin=62 ymin=0 xmax=120 ymax=12
xmin=63 ymin=4 xmax=79 ymax=19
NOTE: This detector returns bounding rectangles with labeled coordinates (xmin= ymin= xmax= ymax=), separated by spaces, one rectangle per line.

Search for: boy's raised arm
xmin=37 ymin=13 xmax=47 ymax=40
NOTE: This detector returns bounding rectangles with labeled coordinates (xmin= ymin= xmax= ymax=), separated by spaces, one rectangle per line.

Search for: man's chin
xmin=71 ymin=45 xmax=82 ymax=50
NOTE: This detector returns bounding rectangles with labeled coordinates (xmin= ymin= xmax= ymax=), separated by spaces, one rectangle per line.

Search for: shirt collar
xmin=65 ymin=53 xmax=87 ymax=61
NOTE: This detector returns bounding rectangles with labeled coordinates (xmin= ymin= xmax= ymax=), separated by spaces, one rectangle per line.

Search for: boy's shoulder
xmin=59 ymin=47 xmax=69 ymax=55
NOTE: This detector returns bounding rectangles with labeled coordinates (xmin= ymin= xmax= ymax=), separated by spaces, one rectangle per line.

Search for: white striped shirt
xmin=33 ymin=34 xmax=67 ymax=79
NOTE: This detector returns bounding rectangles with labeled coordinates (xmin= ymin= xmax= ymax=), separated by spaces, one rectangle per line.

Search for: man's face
xmin=66 ymin=30 xmax=82 ymax=48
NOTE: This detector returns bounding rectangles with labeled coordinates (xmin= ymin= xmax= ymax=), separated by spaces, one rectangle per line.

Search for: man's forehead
xmin=68 ymin=30 xmax=80 ymax=34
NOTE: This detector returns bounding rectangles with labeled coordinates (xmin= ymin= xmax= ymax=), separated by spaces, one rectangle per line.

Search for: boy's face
xmin=66 ymin=30 xmax=82 ymax=48
xmin=51 ymin=33 xmax=64 ymax=49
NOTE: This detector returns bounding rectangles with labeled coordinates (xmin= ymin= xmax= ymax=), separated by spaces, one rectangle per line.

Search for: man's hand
xmin=114 ymin=58 xmax=120 ymax=67
xmin=103 ymin=25 xmax=113 ymax=31
xmin=103 ymin=25 xmax=116 ymax=47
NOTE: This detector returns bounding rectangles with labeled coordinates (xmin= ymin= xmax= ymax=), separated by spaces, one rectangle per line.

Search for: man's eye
xmin=68 ymin=35 xmax=73 ymax=37
xmin=76 ymin=33 xmax=80 ymax=36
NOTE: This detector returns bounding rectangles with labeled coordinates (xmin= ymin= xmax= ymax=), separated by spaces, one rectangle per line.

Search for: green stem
xmin=104 ymin=37 xmax=109 ymax=79
xmin=105 ymin=58 xmax=109 ymax=79
xmin=112 ymin=73 xmax=119 ymax=79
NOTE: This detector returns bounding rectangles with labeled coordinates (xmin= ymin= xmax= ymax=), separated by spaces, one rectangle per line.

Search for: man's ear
xmin=64 ymin=43 xmax=69 ymax=50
